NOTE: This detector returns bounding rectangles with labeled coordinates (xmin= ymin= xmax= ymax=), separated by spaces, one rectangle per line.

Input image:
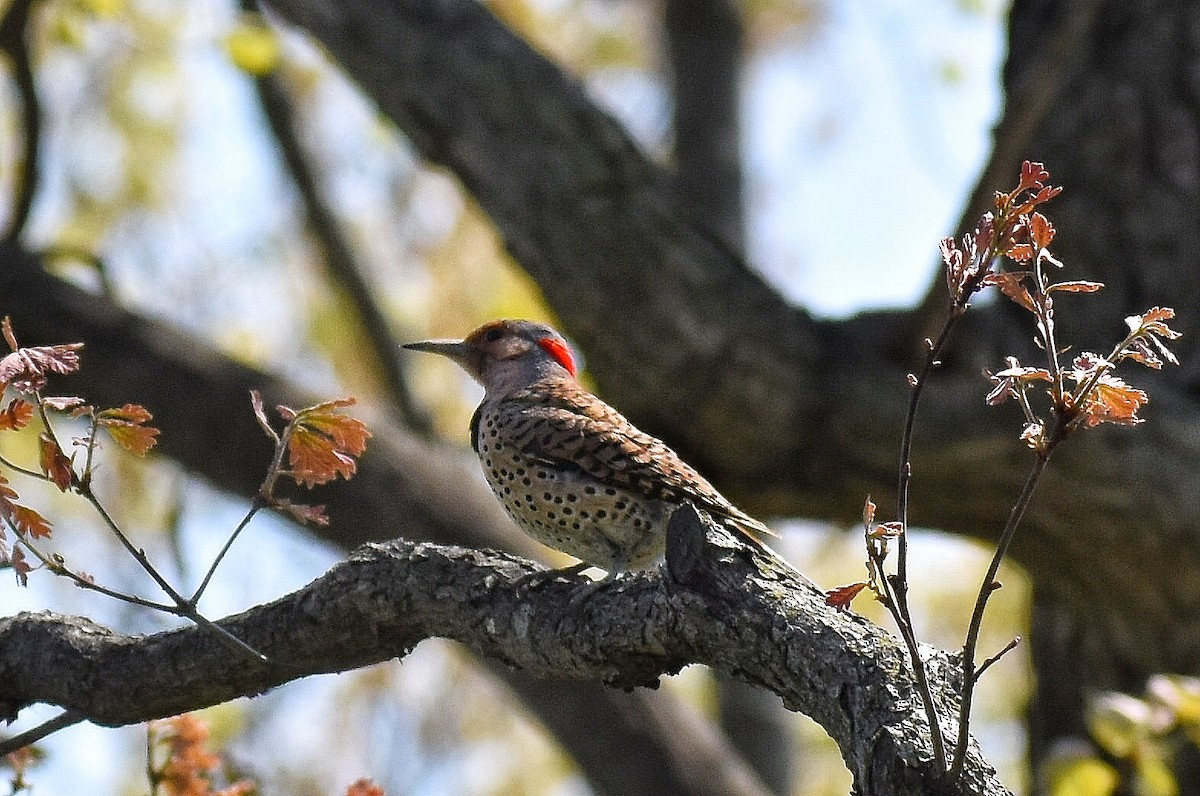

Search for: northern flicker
xmin=404 ymin=319 xmax=773 ymax=573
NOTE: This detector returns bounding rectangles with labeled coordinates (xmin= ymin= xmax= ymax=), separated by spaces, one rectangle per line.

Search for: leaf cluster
xmin=825 ymin=162 xmax=1182 ymax=780
xmin=0 ymin=317 xmax=372 ymax=770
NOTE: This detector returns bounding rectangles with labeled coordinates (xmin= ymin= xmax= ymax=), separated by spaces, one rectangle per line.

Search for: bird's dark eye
xmin=484 ymin=327 xmax=503 ymax=342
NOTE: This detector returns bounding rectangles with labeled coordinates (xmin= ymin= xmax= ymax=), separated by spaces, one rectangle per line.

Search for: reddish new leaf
xmin=0 ymin=399 xmax=33 ymax=431
xmin=285 ymin=398 xmax=371 ymax=488
xmin=345 ymin=780 xmax=386 ymax=796
xmin=97 ymin=404 xmax=160 ymax=455
xmin=1029 ymin=212 xmax=1055 ymax=249
xmin=11 ymin=504 xmax=52 ymax=539
xmin=42 ymin=396 xmax=89 ymax=414
xmin=287 ymin=428 xmax=359 ymax=488
xmin=272 ymin=498 xmax=330 ymax=527
xmin=986 ymin=357 xmax=1052 ymax=406
xmin=1080 ymin=376 xmax=1148 ymax=428
xmin=0 ymin=476 xmax=47 ymax=540
xmin=0 ymin=476 xmax=53 ymax=540
xmin=861 ymin=495 xmax=876 ymax=527
xmin=1 ymin=316 xmax=16 ymax=352
xmin=296 ymin=398 xmax=370 ymax=455
xmin=1132 ymin=306 xmax=1179 ymax=335
xmin=0 ymin=343 xmax=84 ymax=393
xmin=983 ymin=271 xmax=1037 ymax=313
xmin=870 ymin=521 xmax=904 ymax=540
xmin=1119 ymin=307 xmax=1181 ymax=369
xmin=1016 ymin=160 xmax=1050 ymax=194
xmin=38 ymin=434 xmax=73 ymax=491
xmin=1049 ymin=281 xmax=1104 ymax=294
xmin=250 ymin=389 xmax=277 ymax=441
xmin=1012 ymin=185 xmax=1063 ymax=216
xmin=825 ymin=582 xmax=869 ymax=612
xmin=10 ymin=545 xmax=30 ymax=587
xmin=1005 ymin=242 xmax=1034 ymax=263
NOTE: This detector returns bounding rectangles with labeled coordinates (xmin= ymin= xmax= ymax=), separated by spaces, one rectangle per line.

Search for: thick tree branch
xmin=666 ymin=0 xmax=746 ymax=251
xmin=0 ymin=509 xmax=1008 ymax=795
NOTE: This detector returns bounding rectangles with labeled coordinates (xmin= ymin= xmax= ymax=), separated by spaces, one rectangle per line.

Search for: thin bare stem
xmin=0 ymin=710 xmax=83 ymax=757
xmin=174 ymin=607 xmax=268 ymax=663
xmin=79 ymin=488 xmax=189 ymax=605
xmin=896 ymin=309 xmax=963 ymax=592
xmin=190 ymin=407 xmax=295 ymax=609
xmin=17 ymin=537 xmax=176 ymax=611
xmin=888 ymin=307 xmax=969 ymax=770
xmin=975 ymin=636 xmax=1022 ymax=682
xmin=0 ymin=451 xmax=43 ymax=480
xmin=190 ymin=500 xmax=264 ymax=605
xmin=951 ymin=450 xmax=1051 ymax=777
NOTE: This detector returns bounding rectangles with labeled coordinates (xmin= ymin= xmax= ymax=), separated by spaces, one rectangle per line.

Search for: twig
xmin=950 ymin=451 xmax=1050 ymax=776
xmin=31 ymin=403 xmax=269 ymax=663
xmin=0 ymin=710 xmax=84 ymax=757
xmin=974 ymin=636 xmax=1021 ymax=682
xmin=17 ymin=537 xmax=176 ymax=611
xmin=190 ymin=499 xmax=264 ymax=605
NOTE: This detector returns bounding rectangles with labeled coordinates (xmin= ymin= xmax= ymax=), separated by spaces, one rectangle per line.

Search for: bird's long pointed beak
xmin=402 ymin=339 xmax=470 ymax=361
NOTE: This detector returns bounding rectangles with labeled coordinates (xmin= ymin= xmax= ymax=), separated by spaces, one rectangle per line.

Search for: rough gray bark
xmin=0 ymin=509 xmax=1008 ymax=795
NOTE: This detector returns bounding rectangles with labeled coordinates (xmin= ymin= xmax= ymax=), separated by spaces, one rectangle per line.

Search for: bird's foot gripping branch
xmin=824 ymin=162 xmax=1181 ymax=779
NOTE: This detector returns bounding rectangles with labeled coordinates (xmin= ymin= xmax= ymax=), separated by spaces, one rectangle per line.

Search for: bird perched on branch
xmin=404 ymin=319 xmax=774 ymax=574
